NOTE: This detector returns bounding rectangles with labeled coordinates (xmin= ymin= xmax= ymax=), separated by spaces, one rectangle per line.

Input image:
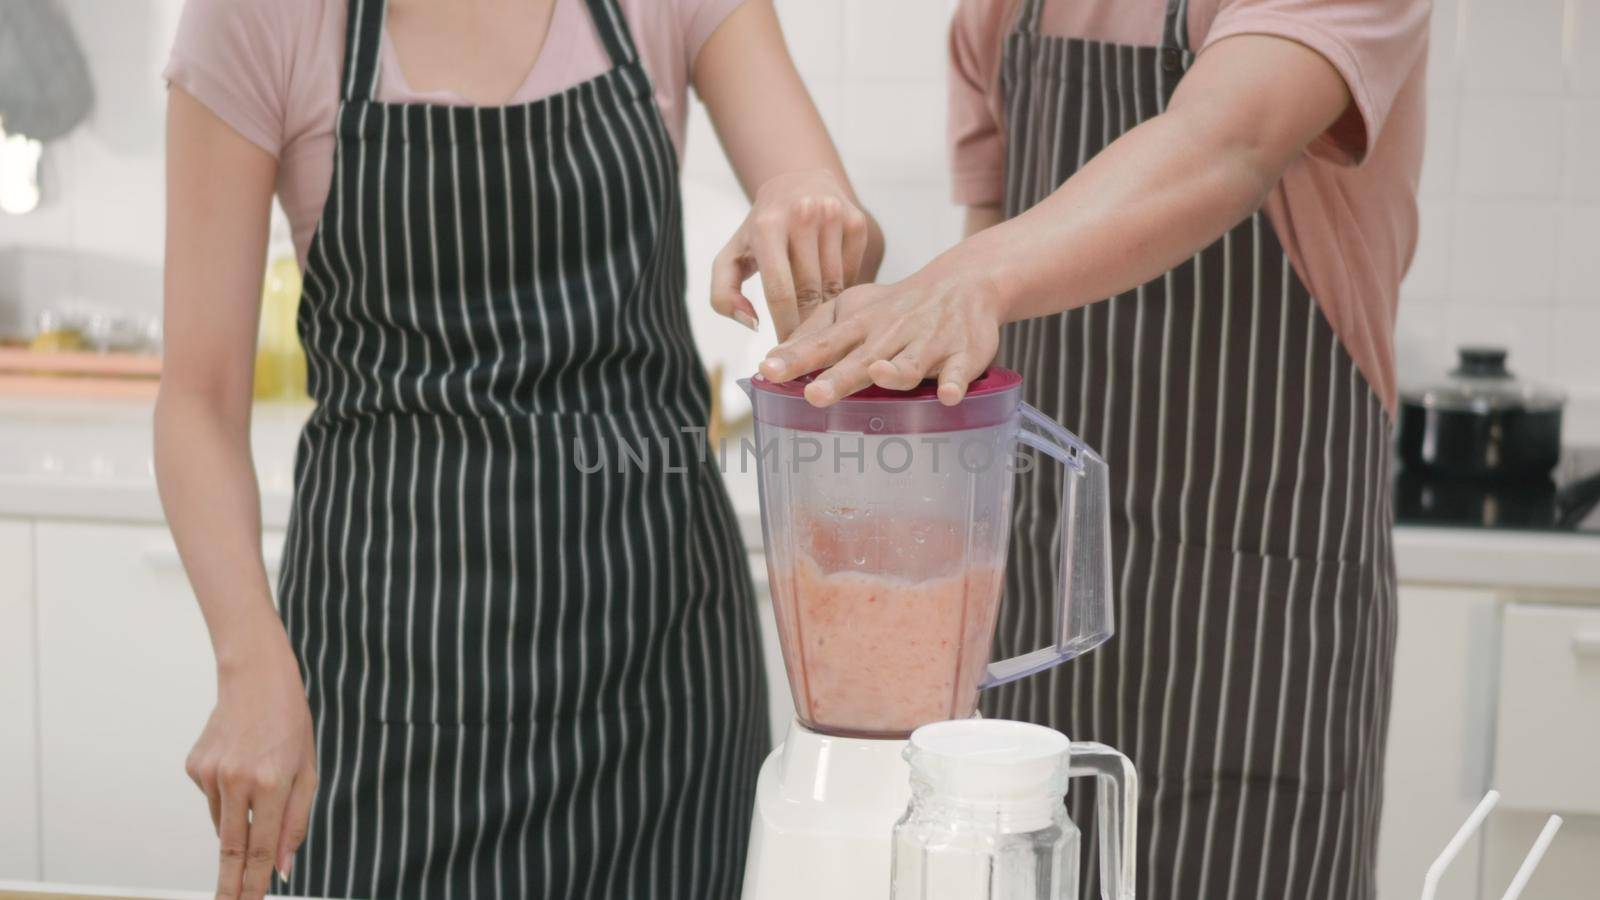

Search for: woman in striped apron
xmin=758 ymin=0 xmax=1426 ymax=896
xmin=159 ymin=0 xmax=880 ymax=897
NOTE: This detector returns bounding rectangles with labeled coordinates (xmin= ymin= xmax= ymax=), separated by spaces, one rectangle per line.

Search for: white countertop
xmin=2 ymin=395 xmax=1596 ymax=593
xmin=0 ymin=881 xmax=323 ymax=900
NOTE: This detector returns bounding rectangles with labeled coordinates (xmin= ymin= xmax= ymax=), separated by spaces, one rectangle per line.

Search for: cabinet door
xmin=0 ymin=519 xmax=39 ymax=880
xmin=1494 ymin=603 xmax=1600 ymax=814
xmin=1376 ymin=585 xmax=1499 ymax=900
xmin=34 ymin=521 xmax=285 ymax=890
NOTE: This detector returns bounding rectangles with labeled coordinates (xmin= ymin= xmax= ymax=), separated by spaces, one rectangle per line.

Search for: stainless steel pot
xmin=1396 ymin=347 xmax=1565 ymax=480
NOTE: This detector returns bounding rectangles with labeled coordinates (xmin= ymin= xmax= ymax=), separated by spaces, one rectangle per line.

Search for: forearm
xmin=696 ymin=0 xmax=884 ymax=284
xmin=154 ymin=387 xmax=289 ymax=675
xmin=933 ymin=33 xmax=1350 ymax=325
xmin=940 ymin=107 xmax=1276 ymax=324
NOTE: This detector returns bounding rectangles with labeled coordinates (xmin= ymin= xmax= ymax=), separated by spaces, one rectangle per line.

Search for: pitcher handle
xmin=981 ymin=402 xmax=1115 ymax=687
xmin=1068 ymin=741 xmax=1139 ymax=900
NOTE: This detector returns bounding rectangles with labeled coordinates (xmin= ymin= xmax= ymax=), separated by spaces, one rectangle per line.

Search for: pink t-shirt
xmin=165 ymin=0 xmax=745 ymax=268
xmin=949 ymin=0 xmax=1429 ymax=412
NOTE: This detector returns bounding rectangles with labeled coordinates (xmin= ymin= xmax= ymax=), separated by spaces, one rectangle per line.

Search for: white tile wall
xmin=683 ymin=0 xmax=964 ymax=281
xmin=1402 ymin=0 xmax=1600 ymax=437
xmin=3 ymin=0 xmax=1597 ymax=432
xmin=1455 ymin=98 xmax=1563 ymax=198
xmin=1565 ymin=100 xmax=1600 ymax=198
xmin=1574 ymin=0 xmax=1600 ymax=92
xmin=1457 ymin=0 xmax=1569 ymax=93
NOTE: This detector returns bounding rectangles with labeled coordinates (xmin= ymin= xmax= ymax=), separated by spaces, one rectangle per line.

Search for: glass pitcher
xmin=741 ymin=367 xmax=1113 ymax=739
xmin=891 ymin=719 xmax=1137 ymax=900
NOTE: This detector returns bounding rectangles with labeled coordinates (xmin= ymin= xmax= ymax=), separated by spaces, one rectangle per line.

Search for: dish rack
xmin=1421 ymin=790 xmax=1564 ymax=900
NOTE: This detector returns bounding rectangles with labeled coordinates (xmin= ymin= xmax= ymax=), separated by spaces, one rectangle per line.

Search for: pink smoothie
xmin=771 ymin=548 xmax=1004 ymax=738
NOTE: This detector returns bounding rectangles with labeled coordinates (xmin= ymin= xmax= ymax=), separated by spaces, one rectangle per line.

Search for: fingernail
xmin=760 ymin=357 xmax=784 ymax=378
xmin=278 ymin=855 xmax=292 ymax=882
xmin=805 ymin=381 xmax=835 ymax=406
xmin=733 ymin=310 xmax=759 ymax=332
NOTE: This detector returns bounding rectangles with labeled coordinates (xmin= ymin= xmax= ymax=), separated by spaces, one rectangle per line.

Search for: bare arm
xmin=759 ymin=34 xmax=1352 ymax=405
xmin=158 ymin=86 xmax=316 ymax=900
xmin=696 ymin=0 xmax=886 ymax=338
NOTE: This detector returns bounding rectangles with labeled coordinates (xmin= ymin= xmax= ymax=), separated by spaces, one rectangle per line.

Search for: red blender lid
xmin=746 ymin=366 xmax=1022 ymax=434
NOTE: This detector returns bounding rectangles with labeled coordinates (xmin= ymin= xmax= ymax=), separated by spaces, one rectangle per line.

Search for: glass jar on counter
xmin=892 ymin=719 xmax=1137 ymax=900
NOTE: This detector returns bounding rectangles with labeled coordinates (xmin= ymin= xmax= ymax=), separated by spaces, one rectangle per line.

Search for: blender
xmin=739 ymin=367 xmax=1122 ymax=899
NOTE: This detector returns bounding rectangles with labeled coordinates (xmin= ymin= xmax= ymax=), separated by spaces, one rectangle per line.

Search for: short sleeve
xmin=677 ymin=0 xmax=750 ymax=68
xmin=1200 ymin=0 xmax=1429 ymax=164
xmin=948 ymin=0 xmax=1012 ymax=206
xmin=162 ymin=0 xmax=298 ymax=157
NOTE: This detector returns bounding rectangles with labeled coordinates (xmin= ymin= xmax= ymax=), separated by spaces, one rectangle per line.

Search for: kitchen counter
xmin=0 ymin=395 xmax=304 ymax=527
xmin=0 ymin=882 xmax=323 ymax=900
xmin=3 ymin=395 xmax=1599 ymax=593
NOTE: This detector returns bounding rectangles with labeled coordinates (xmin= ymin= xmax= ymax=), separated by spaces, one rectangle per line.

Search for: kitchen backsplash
xmin=1397 ymin=0 xmax=1600 ymax=435
xmin=2 ymin=0 xmax=1597 ymax=433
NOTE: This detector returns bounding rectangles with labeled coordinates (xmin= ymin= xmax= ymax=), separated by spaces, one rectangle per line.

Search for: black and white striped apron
xmin=273 ymin=1 xmax=769 ymax=896
xmin=978 ymin=1 xmax=1397 ymax=897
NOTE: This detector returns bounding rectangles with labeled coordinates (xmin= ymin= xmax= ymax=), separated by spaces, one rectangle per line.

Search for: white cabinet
xmin=1376 ymin=585 xmax=1500 ymax=900
xmin=33 ymin=521 xmax=285 ymax=890
xmin=1494 ymin=604 xmax=1600 ymax=814
xmin=0 ymin=519 xmax=39 ymax=881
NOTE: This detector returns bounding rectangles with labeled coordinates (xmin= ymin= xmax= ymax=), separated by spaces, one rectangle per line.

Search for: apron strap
xmin=340 ymin=0 xmax=385 ymax=102
xmin=1013 ymin=0 xmax=1045 ymax=35
xmin=1161 ymin=0 xmax=1192 ymax=53
xmin=584 ymin=0 xmax=643 ymax=67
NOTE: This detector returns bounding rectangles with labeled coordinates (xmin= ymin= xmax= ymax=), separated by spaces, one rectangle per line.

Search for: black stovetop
xmin=1395 ymin=446 xmax=1600 ymax=533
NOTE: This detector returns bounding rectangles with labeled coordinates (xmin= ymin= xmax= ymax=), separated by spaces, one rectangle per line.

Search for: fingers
xmin=759 ymin=301 xmax=852 ymax=384
xmin=817 ymin=201 xmax=845 ymax=303
xmin=752 ymin=218 xmax=799 ymax=340
xmin=241 ymin=775 xmax=289 ymax=900
xmin=787 ymin=199 xmax=827 ymax=326
xmin=187 ymin=751 xmax=222 ymax=836
xmin=841 ymin=206 xmax=870 ymax=287
xmin=215 ymin=779 xmax=250 ymax=900
xmin=868 ymin=338 xmax=937 ymax=391
xmin=276 ymin=756 xmax=318 ymax=884
xmin=807 ymin=331 xmax=911 ymax=407
xmin=936 ymin=334 xmax=998 ymax=405
xmin=709 ymin=242 xmax=759 ymax=332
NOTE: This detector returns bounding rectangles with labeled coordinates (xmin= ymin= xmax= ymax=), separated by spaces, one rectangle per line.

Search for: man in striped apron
xmin=981 ymin=1 xmax=1397 ymax=896
xmin=273 ymin=0 xmax=768 ymax=895
xmin=756 ymin=0 xmax=1421 ymax=895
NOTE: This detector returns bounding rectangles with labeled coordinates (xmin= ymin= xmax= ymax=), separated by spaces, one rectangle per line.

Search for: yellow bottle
xmin=254 ymin=254 xmax=308 ymax=401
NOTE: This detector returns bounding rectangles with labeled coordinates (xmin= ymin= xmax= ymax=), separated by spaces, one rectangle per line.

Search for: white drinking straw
xmin=1499 ymin=814 xmax=1564 ymax=900
xmin=1421 ymin=789 xmax=1500 ymax=900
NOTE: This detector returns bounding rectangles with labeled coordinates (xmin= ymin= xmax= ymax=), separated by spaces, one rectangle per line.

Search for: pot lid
xmin=1401 ymin=346 xmax=1566 ymax=413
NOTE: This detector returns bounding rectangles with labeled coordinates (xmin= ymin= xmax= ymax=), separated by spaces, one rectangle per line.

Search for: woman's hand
xmin=756 ymin=261 xmax=1007 ymax=408
xmin=184 ymin=628 xmax=317 ymax=900
xmin=710 ymin=168 xmax=874 ymax=341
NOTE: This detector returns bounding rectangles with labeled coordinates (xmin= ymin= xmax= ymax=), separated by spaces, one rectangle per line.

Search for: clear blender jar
xmin=742 ymin=367 xmax=1114 ymax=739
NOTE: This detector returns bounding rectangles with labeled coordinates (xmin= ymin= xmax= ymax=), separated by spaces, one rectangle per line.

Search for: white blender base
xmin=741 ymin=718 xmax=912 ymax=900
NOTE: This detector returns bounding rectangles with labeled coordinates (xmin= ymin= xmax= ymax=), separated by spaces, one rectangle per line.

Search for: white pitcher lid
xmin=906 ymin=719 xmax=1070 ymax=804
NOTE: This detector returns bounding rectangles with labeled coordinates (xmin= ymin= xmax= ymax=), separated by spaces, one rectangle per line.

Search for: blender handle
xmin=981 ymin=402 xmax=1115 ymax=688
xmin=1068 ymin=741 xmax=1139 ymax=900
